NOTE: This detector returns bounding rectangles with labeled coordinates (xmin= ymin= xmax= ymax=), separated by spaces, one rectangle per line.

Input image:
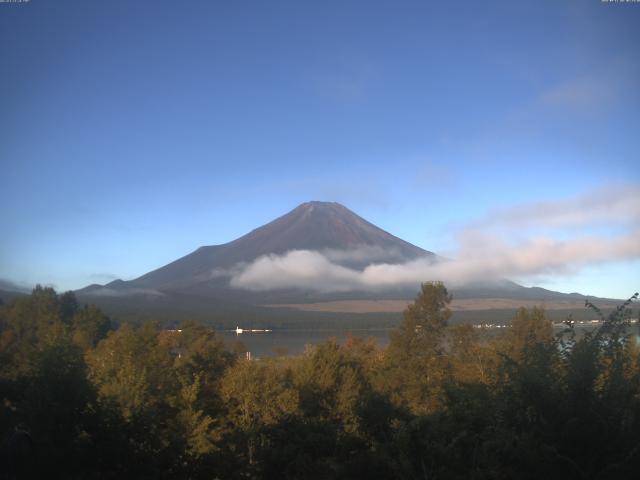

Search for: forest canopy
xmin=1 ymin=283 xmax=639 ymax=479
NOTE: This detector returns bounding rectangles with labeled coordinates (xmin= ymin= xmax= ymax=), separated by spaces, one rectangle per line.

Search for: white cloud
xmin=474 ymin=184 xmax=640 ymax=229
xmin=87 ymin=287 xmax=165 ymax=297
xmin=0 ymin=278 xmax=32 ymax=293
xmin=229 ymin=184 xmax=640 ymax=293
xmin=229 ymin=231 xmax=640 ymax=292
xmin=323 ymin=245 xmax=408 ymax=265
xmin=538 ymin=59 xmax=636 ymax=113
xmin=540 ymin=76 xmax=613 ymax=110
xmin=89 ymin=273 xmax=120 ymax=282
xmin=309 ymin=53 xmax=377 ymax=102
xmin=230 ymin=250 xmax=361 ymax=292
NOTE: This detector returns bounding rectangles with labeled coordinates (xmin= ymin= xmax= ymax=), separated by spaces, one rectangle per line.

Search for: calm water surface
xmin=219 ymin=329 xmax=393 ymax=358
xmin=218 ymin=325 xmax=639 ymax=358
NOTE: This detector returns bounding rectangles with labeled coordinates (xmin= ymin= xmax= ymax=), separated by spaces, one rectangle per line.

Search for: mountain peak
xmin=234 ymin=201 xmax=427 ymax=255
xmin=296 ymin=201 xmax=346 ymax=214
xmin=125 ymin=201 xmax=435 ymax=290
xmin=300 ymin=200 xmax=341 ymax=207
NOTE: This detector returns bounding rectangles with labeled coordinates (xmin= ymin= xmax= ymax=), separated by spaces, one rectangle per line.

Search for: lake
xmin=217 ymin=323 xmax=639 ymax=358
xmin=219 ymin=328 xmax=394 ymax=358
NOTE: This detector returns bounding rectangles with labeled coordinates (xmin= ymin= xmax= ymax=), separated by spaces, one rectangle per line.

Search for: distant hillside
xmin=0 ymin=279 xmax=30 ymax=303
xmin=80 ymin=201 xmax=433 ymax=295
xmin=75 ymin=201 xmax=619 ymax=325
xmin=0 ymin=289 xmax=27 ymax=304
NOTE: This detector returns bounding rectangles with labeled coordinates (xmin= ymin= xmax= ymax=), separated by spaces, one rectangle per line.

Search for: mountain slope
xmin=82 ymin=201 xmax=434 ymax=294
xmin=76 ymin=201 xmax=614 ymax=325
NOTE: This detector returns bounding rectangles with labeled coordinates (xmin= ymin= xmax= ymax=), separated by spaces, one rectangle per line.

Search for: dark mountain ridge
xmin=81 ymin=201 xmax=435 ymax=294
xmin=74 ymin=201 xmax=614 ymax=325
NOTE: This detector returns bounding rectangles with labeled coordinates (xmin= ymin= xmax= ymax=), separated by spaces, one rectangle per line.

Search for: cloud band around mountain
xmin=229 ymin=232 xmax=639 ymax=293
xmin=230 ymin=184 xmax=640 ymax=293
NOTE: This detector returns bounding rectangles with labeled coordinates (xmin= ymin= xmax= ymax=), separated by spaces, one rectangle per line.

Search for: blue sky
xmin=1 ymin=0 xmax=638 ymax=298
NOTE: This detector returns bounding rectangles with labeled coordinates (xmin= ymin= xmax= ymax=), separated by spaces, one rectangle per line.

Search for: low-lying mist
xmin=230 ymin=185 xmax=640 ymax=292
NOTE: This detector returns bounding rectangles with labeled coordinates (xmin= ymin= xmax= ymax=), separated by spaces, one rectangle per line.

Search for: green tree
xmin=498 ymin=306 xmax=554 ymax=363
xmin=382 ymin=281 xmax=452 ymax=414
xmin=71 ymin=304 xmax=111 ymax=350
xmin=448 ymin=323 xmax=498 ymax=386
xmin=162 ymin=322 xmax=233 ymax=475
xmin=221 ymin=359 xmax=299 ymax=466
xmin=1 ymin=286 xmax=68 ymax=376
xmin=86 ymin=322 xmax=175 ymax=420
xmin=388 ymin=282 xmax=452 ymax=359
